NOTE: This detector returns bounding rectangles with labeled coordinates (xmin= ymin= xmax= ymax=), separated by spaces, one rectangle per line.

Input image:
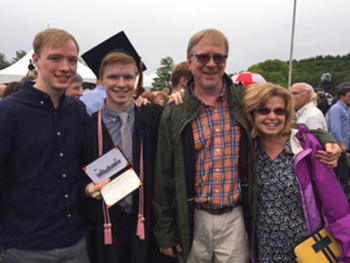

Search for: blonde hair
xmin=242 ymin=83 xmax=295 ymax=139
xmin=99 ymin=52 xmax=138 ymax=78
xmin=187 ymin=29 xmax=229 ymax=58
xmin=156 ymin=92 xmax=168 ymax=102
xmin=33 ymin=28 xmax=79 ymax=57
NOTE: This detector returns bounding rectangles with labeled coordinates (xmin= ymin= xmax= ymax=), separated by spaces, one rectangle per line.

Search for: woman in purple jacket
xmin=242 ymin=83 xmax=350 ymax=262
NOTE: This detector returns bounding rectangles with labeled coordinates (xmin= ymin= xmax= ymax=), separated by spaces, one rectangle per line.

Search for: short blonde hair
xmin=99 ymin=52 xmax=138 ymax=78
xmin=187 ymin=29 xmax=229 ymax=58
xmin=242 ymin=83 xmax=295 ymax=139
xmin=33 ymin=28 xmax=79 ymax=57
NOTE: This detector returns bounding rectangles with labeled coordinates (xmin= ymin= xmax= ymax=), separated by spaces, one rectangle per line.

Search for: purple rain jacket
xmin=294 ymin=125 xmax=350 ymax=260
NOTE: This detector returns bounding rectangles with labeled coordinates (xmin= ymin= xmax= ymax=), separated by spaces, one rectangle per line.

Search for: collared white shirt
xmin=296 ymin=102 xmax=327 ymax=131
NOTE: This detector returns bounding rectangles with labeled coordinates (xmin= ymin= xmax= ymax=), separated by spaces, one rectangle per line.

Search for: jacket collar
xmin=290 ymin=128 xmax=304 ymax=157
xmin=173 ymin=73 xmax=250 ymax=142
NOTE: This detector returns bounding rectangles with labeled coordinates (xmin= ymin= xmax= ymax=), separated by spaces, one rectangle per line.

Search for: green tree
xmin=151 ymin=57 xmax=174 ymax=92
xmin=0 ymin=53 xmax=11 ymax=70
xmin=248 ymin=59 xmax=293 ymax=87
xmin=293 ymin=53 xmax=350 ymax=94
xmin=11 ymin=50 xmax=27 ymax=64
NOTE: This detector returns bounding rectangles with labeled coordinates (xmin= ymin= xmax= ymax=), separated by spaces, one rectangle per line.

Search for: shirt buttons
xmin=215 ymin=128 xmax=220 ymax=132
xmin=216 ymin=149 xmax=220 ymax=152
xmin=62 ymin=174 xmax=66 ymax=178
xmin=40 ymin=101 xmax=44 ymax=104
xmin=64 ymin=194 xmax=69 ymax=198
xmin=216 ymin=168 xmax=220 ymax=172
xmin=59 ymin=153 xmax=64 ymax=157
xmin=67 ymin=214 xmax=71 ymax=218
xmin=57 ymin=132 xmax=61 ymax=136
xmin=215 ymin=189 xmax=219 ymax=193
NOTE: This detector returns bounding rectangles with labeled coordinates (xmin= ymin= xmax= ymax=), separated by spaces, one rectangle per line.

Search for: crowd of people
xmin=0 ymin=27 xmax=350 ymax=263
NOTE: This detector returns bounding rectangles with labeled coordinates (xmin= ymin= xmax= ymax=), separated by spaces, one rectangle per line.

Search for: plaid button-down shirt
xmin=191 ymin=84 xmax=241 ymax=209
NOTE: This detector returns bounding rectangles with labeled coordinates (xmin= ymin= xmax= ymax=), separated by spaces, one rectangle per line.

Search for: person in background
xmin=290 ymin=82 xmax=327 ymax=131
xmin=317 ymin=92 xmax=330 ymax=116
xmin=0 ymin=84 xmax=6 ymax=99
xmin=80 ymin=79 xmax=106 ymax=116
xmin=171 ymin=61 xmax=192 ymax=93
xmin=2 ymin=81 xmax=22 ymax=99
xmin=242 ymin=83 xmax=350 ymax=262
xmin=141 ymin=91 xmax=156 ymax=104
xmin=21 ymin=75 xmax=37 ymax=83
xmin=155 ymin=92 xmax=168 ymax=107
xmin=327 ymin=86 xmax=350 ymax=191
xmin=162 ymin=87 xmax=170 ymax=96
xmin=0 ymin=28 xmax=89 ymax=263
xmin=66 ymin=73 xmax=83 ymax=99
xmin=83 ymin=88 xmax=91 ymax=94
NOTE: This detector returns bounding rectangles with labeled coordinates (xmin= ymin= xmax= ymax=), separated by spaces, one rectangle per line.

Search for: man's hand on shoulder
xmin=168 ymin=89 xmax=185 ymax=106
xmin=315 ymin=143 xmax=342 ymax=168
xmin=135 ymin=96 xmax=150 ymax=107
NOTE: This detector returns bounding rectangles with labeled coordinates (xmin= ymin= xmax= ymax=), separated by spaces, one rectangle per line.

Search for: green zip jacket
xmin=152 ymin=74 xmax=257 ymax=261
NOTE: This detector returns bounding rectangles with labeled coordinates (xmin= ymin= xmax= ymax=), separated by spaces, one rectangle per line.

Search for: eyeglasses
xmin=255 ymin=108 xmax=287 ymax=116
xmin=191 ymin=54 xmax=228 ymax=64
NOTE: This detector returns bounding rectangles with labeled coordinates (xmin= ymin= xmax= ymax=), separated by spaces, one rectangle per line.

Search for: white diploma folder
xmin=83 ymin=147 xmax=141 ymax=207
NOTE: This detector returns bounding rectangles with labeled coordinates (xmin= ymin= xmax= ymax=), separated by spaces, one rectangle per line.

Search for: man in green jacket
xmin=152 ymin=29 xmax=341 ymax=263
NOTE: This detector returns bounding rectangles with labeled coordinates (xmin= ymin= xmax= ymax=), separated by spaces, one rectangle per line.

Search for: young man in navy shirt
xmin=0 ymin=28 xmax=89 ymax=263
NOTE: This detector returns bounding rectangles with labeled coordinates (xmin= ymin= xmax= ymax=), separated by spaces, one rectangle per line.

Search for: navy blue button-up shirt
xmin=0 ymin=82 xmax=86 ymax=249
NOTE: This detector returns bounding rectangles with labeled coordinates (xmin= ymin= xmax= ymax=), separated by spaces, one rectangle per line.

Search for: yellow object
xmin=295 ymin=228 xmax=341 ymax=263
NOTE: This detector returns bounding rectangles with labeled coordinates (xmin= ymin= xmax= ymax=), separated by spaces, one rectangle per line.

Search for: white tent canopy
xmin=142 ymin=72 xmax=156 ymax=90
xmin=0 ymin=51 xmax=97 ymax=84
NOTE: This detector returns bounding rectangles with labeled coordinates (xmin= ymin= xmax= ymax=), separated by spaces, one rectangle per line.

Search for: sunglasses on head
xmin=255 ymin=108 xmax=287 ymax=116
xmin=191 ymin=54 xmax=228 ymax=64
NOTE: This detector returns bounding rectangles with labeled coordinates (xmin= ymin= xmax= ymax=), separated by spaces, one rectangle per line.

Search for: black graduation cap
xmin=81 ymin=31 xmax=146 ymax=78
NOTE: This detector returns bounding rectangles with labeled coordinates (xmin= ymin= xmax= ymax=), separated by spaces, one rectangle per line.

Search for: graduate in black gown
xmin=81 ymin=32 xmax=175 ymax=263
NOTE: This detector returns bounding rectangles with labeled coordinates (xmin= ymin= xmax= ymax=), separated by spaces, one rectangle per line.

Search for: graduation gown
xmin=81 ymin=104 xmax=174 ymax=263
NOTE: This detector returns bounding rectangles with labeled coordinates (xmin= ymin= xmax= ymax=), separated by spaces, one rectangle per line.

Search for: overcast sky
xmin=1 ymin=0 xmax=350 ymax=75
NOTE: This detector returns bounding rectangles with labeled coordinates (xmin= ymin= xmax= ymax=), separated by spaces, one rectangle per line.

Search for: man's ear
xmin=32 ymin=53 xmax=39 ymax=68
xmin=180 ymin=76 xmax=188 ymax=87
xmin=308 ymin=91 xmax=314 ymax=100
xmin=187 ymin=57 xmax=193 ymax=71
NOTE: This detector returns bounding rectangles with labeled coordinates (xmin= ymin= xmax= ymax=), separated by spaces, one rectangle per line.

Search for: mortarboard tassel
xmin=136 ymin=137 xmax=145 ymax=240
xmin=99 ymin=108 xmax=113 ymax=245
xmin=104 ymin=222 xmax=113 ymax=245
xmin=137 ymin=214 xmax=145 ymax=240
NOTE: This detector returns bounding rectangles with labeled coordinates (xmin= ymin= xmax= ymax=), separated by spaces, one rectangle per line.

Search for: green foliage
xmin=0 ymin=50 xmax=27 ymax=70
xmin=0 ymin=53 xmax=11 ymax=70
xmin=11 ymin=50 xmax=27 ymax=63
xmin=244 ymin=53 xmax=350 ymax=94
xmin=293 ymin=53 xmax=350 ymax=95
xmin=151 ymin=57 xmax=174 ymax=92
xmin=247 ymin=59 xmax=294 ymax=87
